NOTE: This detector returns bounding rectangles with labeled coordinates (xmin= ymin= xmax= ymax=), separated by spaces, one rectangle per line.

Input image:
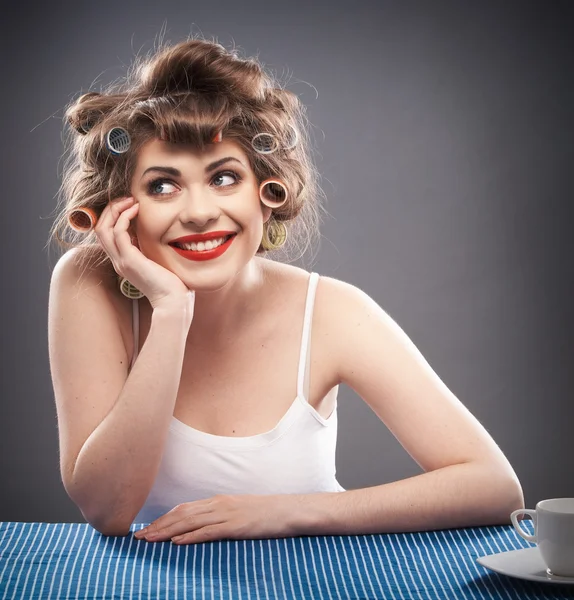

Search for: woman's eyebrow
xmin=140 ymin=157 xmax=245 ymax=179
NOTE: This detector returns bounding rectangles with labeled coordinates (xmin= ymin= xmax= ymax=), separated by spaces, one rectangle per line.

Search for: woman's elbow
xmin=79 ymin=506 xmax=133 ymax=537
xmin=92 ymin=518 xmax=133 ymax=537
xmin=498 ymin=477 xmax=525 ymax=523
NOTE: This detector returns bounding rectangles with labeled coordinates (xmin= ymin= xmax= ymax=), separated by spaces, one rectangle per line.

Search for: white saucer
xmin=477 ymin=547 xmax=574 ymax=585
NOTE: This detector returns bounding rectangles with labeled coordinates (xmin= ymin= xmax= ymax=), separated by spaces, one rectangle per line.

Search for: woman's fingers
xmin=114 ymin=202 xmax=140 ymax=255
xmin=94 ymin=196 xmax=135 ymax=267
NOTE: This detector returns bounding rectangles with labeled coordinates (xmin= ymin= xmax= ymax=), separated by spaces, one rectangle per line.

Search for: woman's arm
xmin=296 ymin=462 xmax=524 ymax=536
xmin=300 ymin=276 xmax=524 ymax=534
xmin=49 ymin=252 xmax=191 ymax=536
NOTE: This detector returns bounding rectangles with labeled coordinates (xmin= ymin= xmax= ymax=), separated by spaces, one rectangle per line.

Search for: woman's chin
xmin=174 ymin=270 xmax=238 ymax=294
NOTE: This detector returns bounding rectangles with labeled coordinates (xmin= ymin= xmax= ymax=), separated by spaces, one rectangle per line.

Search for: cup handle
xmin=510 ymin=509 xmax=537 ymax=542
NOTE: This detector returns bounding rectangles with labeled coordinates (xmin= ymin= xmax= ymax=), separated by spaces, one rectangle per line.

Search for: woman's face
xmin=129 ymin=137 xmax=271 ymax=290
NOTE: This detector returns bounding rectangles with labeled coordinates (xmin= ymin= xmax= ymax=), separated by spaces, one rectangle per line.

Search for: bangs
xmin=127 ymin=93 xmax=240 ymax=150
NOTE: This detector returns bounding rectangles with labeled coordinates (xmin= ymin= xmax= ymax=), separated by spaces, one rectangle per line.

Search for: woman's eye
xmin=146 ymin=171 xmax=241 ymax=197
xmin=212 ymin=171 xmax=241 ymax=187
xmin=147 ymin=179 xmax=177 ymax=196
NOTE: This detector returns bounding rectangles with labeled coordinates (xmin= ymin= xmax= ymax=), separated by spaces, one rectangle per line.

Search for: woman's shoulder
xmin=261 ymin=260 xmax=356 ymax=330
xmin=262 ymin=258 xmax=356 ymax=302
xmin=52 ymin=246 xmax=117 ymax=287
xmin=259 ymin=258 xmax=319 ymax=303
xmin=50 ymin=247 xmax=126 ymax=326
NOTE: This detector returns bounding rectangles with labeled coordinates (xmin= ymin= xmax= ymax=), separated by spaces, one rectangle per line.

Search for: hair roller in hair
xmin=78 ymin=119 xmax=96 ymax=134
xmin=283 ymin=123 xmax=299 ymax=150
xmin=119 ymin=277 xmax=145 ymax=299
xmin=67 ymin=207 xmax=98 ymax=233
xmin=105 ymin=127 xmax=131 ymax=155
xmin=72 ymin=92 xmax=101 ymax=134
xmin=259 ymin=179 xmax=288 ymax=207
xmin=251 ymin=132 xmax=279 ymax=155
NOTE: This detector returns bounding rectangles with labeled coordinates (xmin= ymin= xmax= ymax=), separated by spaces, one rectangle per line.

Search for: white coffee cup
xmin=511 ymin=498 xmax=574 ymax=577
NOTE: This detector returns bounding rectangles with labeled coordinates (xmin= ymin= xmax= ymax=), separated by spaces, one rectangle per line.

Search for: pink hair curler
xmin=259 ymin=179 xmax=288 ymax=207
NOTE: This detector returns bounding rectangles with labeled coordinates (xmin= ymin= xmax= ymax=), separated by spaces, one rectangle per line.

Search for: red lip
xmin=170 ymin=234 xmax=236 ymax=261
xmin=169 ymin=231 xmax=236 ymax=244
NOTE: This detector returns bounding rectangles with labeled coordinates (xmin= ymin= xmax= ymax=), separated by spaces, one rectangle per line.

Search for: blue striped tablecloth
xmin=1 ymin=520 xmax=572 ymax=599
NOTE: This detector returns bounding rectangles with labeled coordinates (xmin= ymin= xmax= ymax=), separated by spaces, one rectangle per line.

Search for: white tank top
xmin=131 ymin=272 xmax=345 ymax=523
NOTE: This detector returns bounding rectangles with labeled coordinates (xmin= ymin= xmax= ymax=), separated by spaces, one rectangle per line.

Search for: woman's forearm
xmin=295 ymin=461 xmax=524 ymax=536
xmin=68 ymin=306 xmax=191 ymax=535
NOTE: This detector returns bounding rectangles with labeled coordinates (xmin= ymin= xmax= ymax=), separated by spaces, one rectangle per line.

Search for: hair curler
xmin=251 ymin=132 xmax=279 ymax=155
xmin=67 ymin=207 xmax=97 ymax=233
xmin=105 ymin=127 xmax=131 ymax=154
xmin=259 ymin=179 xmax=288 ymax=207
xmin=283 ymin=123 xmax=299 ymax=150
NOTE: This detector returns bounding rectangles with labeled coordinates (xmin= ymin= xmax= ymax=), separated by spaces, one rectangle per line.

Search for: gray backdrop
xmin=2 ymin=0 xmax=573 ymax=523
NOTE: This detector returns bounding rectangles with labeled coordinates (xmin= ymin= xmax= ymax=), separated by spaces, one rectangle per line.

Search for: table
xmin=1 ymin=520 xmax=572 ymax=599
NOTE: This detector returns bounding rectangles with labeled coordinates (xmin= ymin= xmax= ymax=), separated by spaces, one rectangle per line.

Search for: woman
xmin=47 ymin=37 xmax=524 ymax=545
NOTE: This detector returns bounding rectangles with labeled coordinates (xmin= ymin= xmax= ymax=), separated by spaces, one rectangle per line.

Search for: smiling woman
xmin=47 ymin=35 xmax=523 ymax=543
xmin=50 ymin=40 xmax=323 ymax=280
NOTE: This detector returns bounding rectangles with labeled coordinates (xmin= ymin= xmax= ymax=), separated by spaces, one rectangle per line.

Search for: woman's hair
xmin=47 ymin=35 xmax=327 ymax=282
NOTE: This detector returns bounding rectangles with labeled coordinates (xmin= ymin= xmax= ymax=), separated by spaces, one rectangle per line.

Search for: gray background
xmin=2 ymin=0 xmax=573 ymax=523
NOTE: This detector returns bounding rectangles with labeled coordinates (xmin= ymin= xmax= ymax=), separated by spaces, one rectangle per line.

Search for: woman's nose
xmin=178 ymin=189 xmax=220 ymax=225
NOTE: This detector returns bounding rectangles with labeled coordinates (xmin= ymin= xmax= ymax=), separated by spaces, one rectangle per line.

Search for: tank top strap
xmin=130 ymin=298 xmax=140 ymax=371
xmin=297 ymin=272 xmax=320 ymax=401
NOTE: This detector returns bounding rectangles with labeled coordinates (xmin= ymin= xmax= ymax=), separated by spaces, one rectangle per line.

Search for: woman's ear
xmin=261 ymin=204 xmax=273 ymax=223
xmin=128 ymin=222 xmax=139 ymax=248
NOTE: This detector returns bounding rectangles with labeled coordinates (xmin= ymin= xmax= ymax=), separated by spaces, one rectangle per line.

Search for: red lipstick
xmin=170 ymin=234 xmax=236 ymax=262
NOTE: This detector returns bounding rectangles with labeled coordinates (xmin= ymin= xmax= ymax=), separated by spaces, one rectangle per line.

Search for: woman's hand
xmin=133 ymin=494 xmax=303 ymax=545
xmin=94 ymin=196 xmax=195 ymax=314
